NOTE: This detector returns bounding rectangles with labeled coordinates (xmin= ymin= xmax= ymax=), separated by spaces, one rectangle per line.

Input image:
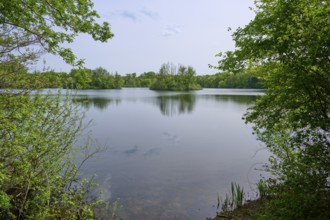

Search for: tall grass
xmin=217 ymin=182 xmax=245 ymax=216
xmin=256 ymin=179 xmax=269 ymax=200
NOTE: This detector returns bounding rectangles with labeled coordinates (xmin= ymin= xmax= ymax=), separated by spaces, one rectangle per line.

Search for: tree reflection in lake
xmin=72 ymin=96 xmax=121 ymax=110
xmin=73 ymin=92 xmax=258 ymax=116
xmin=204 ymin=94 xmax=257 ymax=105
xmin=155 ymin=94 xmax=196 ymax=116
xmin=150 ymin=93 xmax=257 ymax=116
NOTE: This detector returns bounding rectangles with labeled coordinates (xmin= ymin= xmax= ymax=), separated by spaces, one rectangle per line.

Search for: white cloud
xmin=109 ymin=9 xmax=160 ymax=23
xmin=140 ymin=9 xmax=160 ymax=20
xmin=108 ymin=10 xmax=139 ymax=22
xmin=162 ymin=24 xmax=183 ymax=37
xmin=119 ymin=11 xmax=138 ymax=22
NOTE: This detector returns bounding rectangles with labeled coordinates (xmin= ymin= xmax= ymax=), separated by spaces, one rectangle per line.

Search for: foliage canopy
xmin=150 ymin=63 xmax=201 ymax=91
xmin=0 ymin=0 xmax=116 ymax=219
xmin=0 ymin=0 xmax=113 ymax=66
xmin=216 ymin=0 xmax=330 ymax=219
xmin=0 ymin=92 xmax=105 ymax=219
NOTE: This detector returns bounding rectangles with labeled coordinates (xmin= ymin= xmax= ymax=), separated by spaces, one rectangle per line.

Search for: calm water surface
xmin=73 ymin=88 xmax=268 ymax=220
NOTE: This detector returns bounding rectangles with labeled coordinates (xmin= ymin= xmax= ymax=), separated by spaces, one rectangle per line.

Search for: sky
xmin=38 ymin=0 xmax=255 ymax=75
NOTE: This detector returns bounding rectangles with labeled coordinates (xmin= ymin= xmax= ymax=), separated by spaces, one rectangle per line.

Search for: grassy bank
xmin=210 ymin=199 xmax=265 ymax=220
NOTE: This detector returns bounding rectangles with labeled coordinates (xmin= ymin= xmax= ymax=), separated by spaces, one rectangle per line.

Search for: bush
xmin=0 ymin=90 xmax=104 ymax=219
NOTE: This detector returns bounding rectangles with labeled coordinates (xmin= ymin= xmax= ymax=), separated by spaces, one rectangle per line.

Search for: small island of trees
xmin=149 ymin=63 xmax=202 ymax=91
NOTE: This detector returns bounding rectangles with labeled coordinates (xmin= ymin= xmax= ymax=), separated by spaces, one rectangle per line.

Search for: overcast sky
xmin=38 ymin=0 xmax=255 ymax=75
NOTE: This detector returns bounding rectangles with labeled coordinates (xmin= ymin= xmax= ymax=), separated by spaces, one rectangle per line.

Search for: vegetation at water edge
xmin=214 ymin=0 xmax=330 ymax=219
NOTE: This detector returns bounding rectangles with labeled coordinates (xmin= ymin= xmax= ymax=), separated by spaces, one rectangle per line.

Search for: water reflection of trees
xmin=72 ymin=92 xmax=258 ymax=114
xmin=72 ymin=96 xmax=121 ymax=110
xmin=204 ymin=95 xmax=257 ymax=104
xmin=154 ymin=94 xmax=257 ymax=116
xmin=156 ymin=94 xmax=196 ymax=116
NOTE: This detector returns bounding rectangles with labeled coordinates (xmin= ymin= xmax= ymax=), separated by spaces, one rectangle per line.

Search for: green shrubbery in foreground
xmin=215 ymin=0 xmax=330 ymax=219
xmin=0 ymin=91 xmax=102 ymax=219
xmin=0 ymin=0 xmax=116 ymax=218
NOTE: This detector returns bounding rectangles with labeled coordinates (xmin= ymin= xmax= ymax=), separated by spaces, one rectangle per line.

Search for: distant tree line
xmin=121 ymin=71 xmax=157 ymax=88
xmin=0 ymin=64 xmax=263 ymax=90
xmin=196 ymin=68 xmax=263 ymax=89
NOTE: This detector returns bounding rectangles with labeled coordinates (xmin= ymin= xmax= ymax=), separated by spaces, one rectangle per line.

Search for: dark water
xmin=73 ymin=88 xmax=268 ymax=220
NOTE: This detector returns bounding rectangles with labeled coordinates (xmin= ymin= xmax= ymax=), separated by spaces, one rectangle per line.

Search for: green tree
xmin=216 ymin=1 xmax=330 ymax=219
xmin=70 ymin=68 xmax=92 ymax=89
xmin=150 ymin=63 xmax=201 ymax=91
xmin=0 ymin=0 xmax=113 ymax=66
xmin=33 ymin=71 xmax=66 ymax=88
xmin=90 ymin=67 xmax=114 ymax=89
xmin=113 ymin=72 xmax=123 ymax=89
xmin=138 ymin=71 xmax=156 ymax=87
xmin=0 ymin=60 xmax=30 ymax=88
xmin=0 ymin=0 xmax=116 ymax=218
xmin=196 ymin=70 xmax=262 ymax=89
xmin=0 ymin=92 xmax=104 ymax=219
xmin=123 ymin=73 xmax=138 ymax=87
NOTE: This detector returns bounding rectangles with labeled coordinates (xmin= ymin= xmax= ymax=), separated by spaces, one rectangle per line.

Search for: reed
xmin=217 ymin=182 xmax=245 ymax=216
xmin=257 ymin=179 xmax=269 ymax=200
xmin=232 ymin=182 xmax=244 ymax=208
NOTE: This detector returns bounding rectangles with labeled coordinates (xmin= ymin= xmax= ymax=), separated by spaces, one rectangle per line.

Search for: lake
xmin=72 ymin=88 xmax=268 ymax=220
